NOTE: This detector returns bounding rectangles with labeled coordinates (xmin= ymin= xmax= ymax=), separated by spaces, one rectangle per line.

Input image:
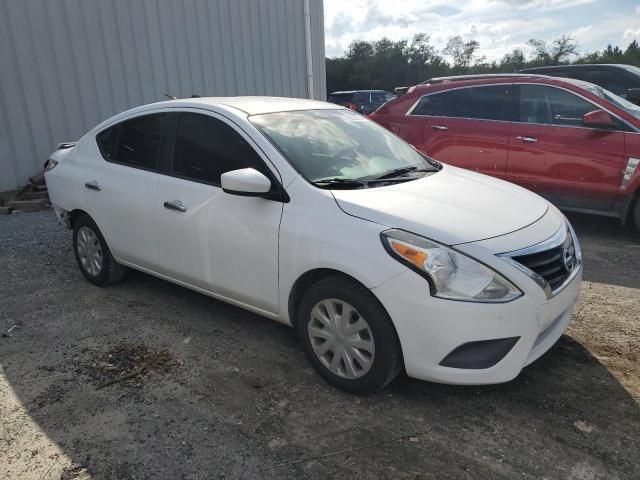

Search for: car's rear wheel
xmin=297 ymin=275 xmax=403 ymax=393
xmin=73 ymin=215 xmax=127 ymax=286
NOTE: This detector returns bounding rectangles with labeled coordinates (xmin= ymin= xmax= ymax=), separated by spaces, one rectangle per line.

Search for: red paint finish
xmin=371 ymin=76 xmax=640 ymax=220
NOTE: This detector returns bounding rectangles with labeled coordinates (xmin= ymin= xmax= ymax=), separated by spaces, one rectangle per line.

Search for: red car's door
xmin=406 ymin=84 xmax=512 ymax=178
xmin=508 ymin=84 xmax=626 ymax=211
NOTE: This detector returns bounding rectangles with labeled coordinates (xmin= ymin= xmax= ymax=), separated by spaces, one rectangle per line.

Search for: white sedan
xmin=44 ymin=97 xmax=582 ymax=393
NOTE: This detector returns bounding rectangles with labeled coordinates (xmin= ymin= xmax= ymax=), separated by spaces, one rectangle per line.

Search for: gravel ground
xmin=1 ymin=209 xmax=639 ymax=480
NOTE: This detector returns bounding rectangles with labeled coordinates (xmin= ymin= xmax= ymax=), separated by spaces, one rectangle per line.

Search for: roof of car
xmin=420 ymin=73 xmax=549 ymax=84
xmin=166 ymin=96 xmax=339 ymax=115
xmin=519 ymin=64 xmax=629 ymax=72
xmin=330 ymin=90 xmax=389 ymax=94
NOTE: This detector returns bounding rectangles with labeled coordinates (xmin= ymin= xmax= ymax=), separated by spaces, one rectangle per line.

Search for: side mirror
xmin=627 ymin=88 xmax=640 ymax=103
xmin=221 ymin=168 xmax=271 ymax=196
xmin=583 ymin=109 xmax=615 ymax=129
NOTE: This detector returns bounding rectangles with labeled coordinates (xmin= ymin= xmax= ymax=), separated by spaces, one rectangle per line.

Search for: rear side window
xmin=328 ymin=93 xmax=353 ymax=104
xmin=410 ymin=85 xmax=512 ymax=121
xmin=96 ymin=113 xmax=170 ymax=169
xmin=172 ymin=113 xmax=263 ymax=185
xmin=517 ymin=85 xmax=596 ymax=126
xmin=352 ymin=92 xmax=370 ymax=104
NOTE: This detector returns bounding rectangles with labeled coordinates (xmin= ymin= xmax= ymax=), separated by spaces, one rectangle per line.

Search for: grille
xmin=512 ymin=231 xmax=576 ymax=292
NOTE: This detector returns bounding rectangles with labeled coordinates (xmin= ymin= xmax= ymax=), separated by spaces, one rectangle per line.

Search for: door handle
xmin=85 ymin=181 xmax=101 ymax=191
xmin=516 ymin=136 xmax=538 ymax=143
xmin=431 ymin=125 xmax=448 ymax=131
xmin=163 ymin=200 xmax=187 ymax=212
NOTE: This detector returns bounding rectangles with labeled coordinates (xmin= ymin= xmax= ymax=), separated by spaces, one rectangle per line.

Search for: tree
xmin=444 ymin=36 xmax=481 ymax=71
xmin=527 ymin=35 xmax=578 ymax=65
xmin=550 ymin=35 xmax=579 ymax=64
xmin=500 ymin=48 xmax=526 ymax=71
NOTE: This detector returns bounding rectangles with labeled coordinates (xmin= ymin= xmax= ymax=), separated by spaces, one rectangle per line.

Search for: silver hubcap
xmin=308 ymin=299 xmax=375 ymax=379
xmin=77 ymin=226 xmax=103 ymax=276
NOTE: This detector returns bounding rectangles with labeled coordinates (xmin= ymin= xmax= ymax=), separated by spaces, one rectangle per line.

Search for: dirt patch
xmin=76 ymin=342 xmax=180 ymax=389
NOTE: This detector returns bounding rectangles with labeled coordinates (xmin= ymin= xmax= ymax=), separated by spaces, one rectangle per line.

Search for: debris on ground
xmin=77 ymin=342 xmax=179 ymax=389
xmin=574 ymin=420 xmax=595 ymax=433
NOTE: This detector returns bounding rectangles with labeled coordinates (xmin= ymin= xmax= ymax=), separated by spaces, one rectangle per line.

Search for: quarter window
xmin=172 ymin=113 xmax=263 ymax=185
xmin=411 ymin=85 xmax=512 ymax=121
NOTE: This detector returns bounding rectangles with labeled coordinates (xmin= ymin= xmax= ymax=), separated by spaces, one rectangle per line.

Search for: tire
xmin=634 ymin=196 xmax=640 ymax=233
xmin=73 ymin=214 xmax=127 ymax=286
xmin=297 ymin=275 xmax=403 ymax=393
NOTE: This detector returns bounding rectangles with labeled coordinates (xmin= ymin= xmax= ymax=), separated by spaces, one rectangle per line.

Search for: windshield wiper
xmin=312 ymin=178 xmax=367 ymax=189
xmin=371 ymin=166 xmax=436 ymax=181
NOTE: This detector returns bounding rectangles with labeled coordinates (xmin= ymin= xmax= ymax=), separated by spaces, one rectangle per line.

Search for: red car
xmin=370 ymin=74 xmax=640 ymax=230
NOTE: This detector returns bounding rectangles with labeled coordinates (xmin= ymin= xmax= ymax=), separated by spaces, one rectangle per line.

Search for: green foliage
xmin=326 ymin=34 xmax=640 ymax=92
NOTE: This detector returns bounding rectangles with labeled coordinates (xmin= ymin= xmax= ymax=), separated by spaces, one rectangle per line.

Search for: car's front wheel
xmin=297 ymin=275 xmax=403 ymax=393
xmin=73 ymin=214 xmax=127 ymax=286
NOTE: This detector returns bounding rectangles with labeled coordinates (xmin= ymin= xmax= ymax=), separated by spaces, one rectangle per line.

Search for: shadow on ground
xmin=1 ymin=211 xmax=639 ymax=479
xmin=566 ymin=211 xmax=640 ymax=289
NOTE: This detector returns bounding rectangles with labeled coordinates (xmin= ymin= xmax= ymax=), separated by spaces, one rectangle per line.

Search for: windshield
xmin=250 ymin=109 xmax=439 ymax=188
xmin=580 ymin=82 xmax=640 ymax=120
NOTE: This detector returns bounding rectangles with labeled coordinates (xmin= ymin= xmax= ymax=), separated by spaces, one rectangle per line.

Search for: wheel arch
xmin=288 ymin=268 xmax=386 ymax=329
xmin=69 ymin=209 xmax=91 ymax=228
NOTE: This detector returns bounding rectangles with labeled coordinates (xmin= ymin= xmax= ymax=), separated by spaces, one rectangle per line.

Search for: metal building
xmin=0 ymin=0 xmax=326 ymax=193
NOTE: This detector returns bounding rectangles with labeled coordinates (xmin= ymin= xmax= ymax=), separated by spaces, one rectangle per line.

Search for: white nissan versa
xmin=44 ymin=97 xmax=582 ymax=393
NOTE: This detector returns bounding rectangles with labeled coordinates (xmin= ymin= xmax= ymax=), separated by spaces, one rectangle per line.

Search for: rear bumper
xmin=372 ymin=265 xmax=582 ymax=385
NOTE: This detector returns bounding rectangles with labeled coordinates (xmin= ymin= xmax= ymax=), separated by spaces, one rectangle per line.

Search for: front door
xmin=155 ymin=110 xmax=283 ymax=313
xmin=508 ymin=84 xmax=626 ymax=211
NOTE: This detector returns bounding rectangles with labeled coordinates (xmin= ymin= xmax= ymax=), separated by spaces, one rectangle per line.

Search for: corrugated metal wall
xmin=0 ymin=0 xmax=326 ymax=192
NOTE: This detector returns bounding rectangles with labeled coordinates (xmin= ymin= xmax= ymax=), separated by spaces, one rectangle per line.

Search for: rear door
xmin=86 ymin=112 xmax=172 ymax=268
xmin=407 ymin=84 xmax=512 ymax=178
xmin=154 ymin=110 xmax=283 ymax=313
xmin=507 ymin=84 xmax=627 ymax=211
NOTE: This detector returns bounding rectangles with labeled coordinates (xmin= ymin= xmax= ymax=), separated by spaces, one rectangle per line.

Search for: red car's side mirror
xmin=583 ymin=109 xmax=615 ymax=129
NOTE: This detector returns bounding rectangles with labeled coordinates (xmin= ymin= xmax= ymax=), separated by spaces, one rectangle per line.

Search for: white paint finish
xmin=332 ymin=165 xmax=550 ymax=246
xmin=155 ymin=175 xmax=282 ymax=312
xmin=0 ymin=0 xmax=326 ymax=192
xmin=82 ymin=145 xmax=160 ymax=269
xmin=45 ymin=98 xmax=582 ymax=386
xmin=221 ymin=168 xmax=272 ymax=194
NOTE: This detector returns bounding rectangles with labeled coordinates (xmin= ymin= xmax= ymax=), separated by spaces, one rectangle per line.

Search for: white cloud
xmin=324 ymin=0 xmax=640 ymax=59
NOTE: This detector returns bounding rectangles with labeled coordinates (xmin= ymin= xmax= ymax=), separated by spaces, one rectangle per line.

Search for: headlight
xmin=381 ymin=229 xmax=522 ymax=303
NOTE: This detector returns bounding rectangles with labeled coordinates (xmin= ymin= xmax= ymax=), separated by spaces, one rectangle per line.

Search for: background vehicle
xmin=328 ymin=90 xmax=396 ymax=114
xmin=518 ymin=64 xmax=640 ymax=105
xmin=370 ymin=74 xmax=640 ymax=230
xmin=45 ymin=97 xmax=581 ymax=393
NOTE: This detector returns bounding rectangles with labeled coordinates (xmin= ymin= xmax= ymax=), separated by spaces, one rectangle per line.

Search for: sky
xmin=324 ymin=0 xmax=640 ymax=62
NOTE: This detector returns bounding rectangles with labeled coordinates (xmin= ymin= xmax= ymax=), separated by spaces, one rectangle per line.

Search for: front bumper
xmin=372 ymin=263 xmax=582 ymax=385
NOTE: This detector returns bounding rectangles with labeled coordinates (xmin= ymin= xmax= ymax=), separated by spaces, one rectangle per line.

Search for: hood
xmin=331 ymin=165 xmax=549 ymax=245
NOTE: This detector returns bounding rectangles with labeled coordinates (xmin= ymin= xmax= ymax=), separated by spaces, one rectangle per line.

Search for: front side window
xmin=580 ymin=70 xmax=630 ymax=97
xmin=250 ymin=109 xmax=439 ymax=187
xmin=411 ymin=85 xmax=512 ymax=121
xmin=518 ymin=84 xmax=602 ymax=127
xmin=96 ymin=113 xmax=170 ymax=169
xmin=172 ymin=113 xmax=263 ymax=185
